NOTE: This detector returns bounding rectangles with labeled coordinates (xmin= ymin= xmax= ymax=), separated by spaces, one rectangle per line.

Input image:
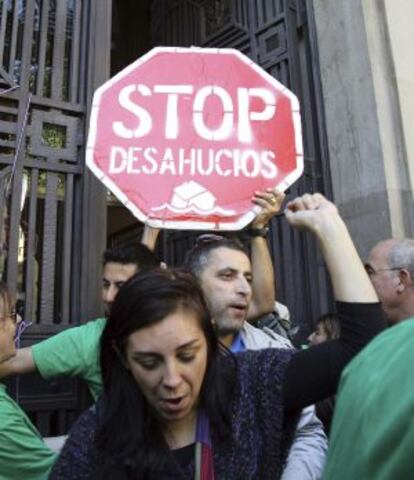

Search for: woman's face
xmin=0 ymin=295 xmax=19 ymax=363
xmin=124 ymin=308 xmax=208 ymax=428
xmin=308 ymin=322 xmax=328 ymax=346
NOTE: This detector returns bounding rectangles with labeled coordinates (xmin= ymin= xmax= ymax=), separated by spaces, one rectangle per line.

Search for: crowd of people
xmin=0 ymin=189 xmax=413 ymax=479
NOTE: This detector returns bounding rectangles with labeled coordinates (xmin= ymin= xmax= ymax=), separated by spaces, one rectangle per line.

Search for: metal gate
xmin=151 ymin=0 xmax=334 ymax=331
xmin=0 ymin=0 xmax=110 ymax=435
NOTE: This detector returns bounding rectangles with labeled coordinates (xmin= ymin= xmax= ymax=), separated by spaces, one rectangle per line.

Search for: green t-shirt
xmin=32 ymin=318 xmax=106 ymax=401
xmin=0 ymin=384 xmax=56 ymax=480
xmin=323 ymin=317 xmax=414 ymax=480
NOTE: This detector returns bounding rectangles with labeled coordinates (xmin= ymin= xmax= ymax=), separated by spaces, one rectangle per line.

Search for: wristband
xmin=247 ymin=226 xmax=269 ymax=238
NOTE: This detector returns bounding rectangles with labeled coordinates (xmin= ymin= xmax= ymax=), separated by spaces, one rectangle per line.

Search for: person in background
xmin=0 ymin=242 xmax=159 ymax=400
xmin=365 ymin=238 xmax=414 ymax=325
xmin=308 ymin=313 xmax=341 ymax=347
xmin=0 ymin=283 xmax=56 ymax=479
xmin=308 ymin=313 xmax=340 ymax=435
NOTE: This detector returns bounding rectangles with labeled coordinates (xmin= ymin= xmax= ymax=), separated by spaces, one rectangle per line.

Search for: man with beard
xmin=185 ymin=219 xmax=328 ymax=478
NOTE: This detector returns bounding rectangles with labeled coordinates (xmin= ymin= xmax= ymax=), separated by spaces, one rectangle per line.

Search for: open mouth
xmin=160 ymin=396 xmax=187 ymax=412
xmin=229 ymin=304 xmax=247 ymax=315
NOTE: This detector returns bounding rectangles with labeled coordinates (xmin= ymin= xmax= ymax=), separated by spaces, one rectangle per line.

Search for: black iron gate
xmin=0 ymin=0 xmax=110 ymax=435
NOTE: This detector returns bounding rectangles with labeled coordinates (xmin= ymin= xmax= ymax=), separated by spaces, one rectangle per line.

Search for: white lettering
xmin=142 ymin=147 xmax=158 ymax=174
xmin=193 ymin=86 xmax=234 ymax=141
xmin=215 ymin=149 xmax=232 ymax=176
xmin=126 ymin=147 xmax=142 ymax=173
xmin=112 ymin=84 xmax=152 ymax=138
xmin=154 ymin=85 xmax=194 ymax=139
xmin=159 ymin=148 xmax=177 ymax=175
xmin=240 ymin=150 xmax=261 ymax=177
xmin=238 ymin=88 xmax=276 ymax=143
xmin=260 ymin=151 xmax=278 ymax=179
xmin=109 ymin=146 xmax=127 ymax=173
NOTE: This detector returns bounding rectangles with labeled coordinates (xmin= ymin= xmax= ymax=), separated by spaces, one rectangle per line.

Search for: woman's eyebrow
xmin=132 ymin=339 xmax=200 ymax=356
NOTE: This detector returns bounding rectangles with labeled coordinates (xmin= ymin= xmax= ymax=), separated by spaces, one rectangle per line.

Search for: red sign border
xmin=86 ymin=46 xmax=303 ymax=231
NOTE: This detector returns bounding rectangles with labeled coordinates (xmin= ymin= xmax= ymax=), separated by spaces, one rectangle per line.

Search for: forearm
xmin=315 ymin=215 xmax=378 ymax=303
xmin=283 ymin=302 xmax=384 ymax=412
xmin=0 ymin=347 xmax=35 ymax=378
xmin=248 ymin=236 xmax=275 ymax=321
xmin=281 ymin=406 xmax=327 ymax=480
xmin=140 ymin=225 xmax=160 ymax=252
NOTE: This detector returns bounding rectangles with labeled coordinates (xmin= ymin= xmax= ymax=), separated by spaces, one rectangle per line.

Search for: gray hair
xmin=388 ymin=239 xmax=414 ymax=278
xmin=184 ymin=235 xmax=248 ymax=279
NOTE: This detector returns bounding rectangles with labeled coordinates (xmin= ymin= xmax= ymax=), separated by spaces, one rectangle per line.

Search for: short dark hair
xmin=96 ymin=268 xmax=235 ymax=477
xmin=103 ymin=243 xmax=158 ymax=271
xmin=184 ymin=234 xmax=248 ymax=278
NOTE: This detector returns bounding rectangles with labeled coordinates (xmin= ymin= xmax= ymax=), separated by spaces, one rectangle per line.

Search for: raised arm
xmin=140 ymin=225 xmax=160 ymax=252
xmin=0 ymin=347 xmax=35 ymax=379
xmin=282 ymin=193 xmax=384 ymax=411
xmin=247 ymin=189 xmax=285 ymax=321
xmin=284 ymin=193 xmax=377 ymax=302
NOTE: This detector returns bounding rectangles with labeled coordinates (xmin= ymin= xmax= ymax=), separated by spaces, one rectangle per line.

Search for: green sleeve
xmin=31 ymin=318 xmax=106 ymax=400
xmin=0 ymin=398 xmax=56 ymax=480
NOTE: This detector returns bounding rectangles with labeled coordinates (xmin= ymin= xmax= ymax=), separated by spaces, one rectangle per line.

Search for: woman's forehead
xmin=126 ymin=310 xmax=205 ymax=353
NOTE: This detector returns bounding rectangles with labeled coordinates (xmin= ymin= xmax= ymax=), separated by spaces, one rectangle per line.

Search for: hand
xmin=251 ymin=189 xmax=286 ymax=229
xmin=141 ymin=225 xmax=161 ymax=251
xmin=284 ymin=193 xmax=339 ymax=234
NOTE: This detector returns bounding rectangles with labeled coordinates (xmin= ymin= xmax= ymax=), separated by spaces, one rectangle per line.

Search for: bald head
xmin=366 ymin=238 xmax=414 ymax=325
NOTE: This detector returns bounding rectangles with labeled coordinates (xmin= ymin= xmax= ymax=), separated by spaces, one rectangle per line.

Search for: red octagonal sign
xmin=87 ymin=47 xmax=303 ymax=230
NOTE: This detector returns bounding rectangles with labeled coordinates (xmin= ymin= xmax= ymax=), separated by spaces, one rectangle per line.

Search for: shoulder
xmin=0 ymin=388 xmax=29 ymax=428
xmin=50 ymin=406 xmax=98 ymax=479
xmin=242 ymin=322 xmax=293 ymax=350
xmin=68 ymin=405 xmax=99 ymax=436
xmin=235 ymin=348 xmax=295 ymax=392
xmin=344 ymin=317 xmax=414 ymax=380
xmin=33 ymin=318 xmax=106 ymax=353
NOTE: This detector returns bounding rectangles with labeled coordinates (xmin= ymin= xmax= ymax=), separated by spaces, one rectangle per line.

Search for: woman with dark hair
xmin=50 ymin=193 xmax=385 ymax=479
xmin=0 ymin=283 xmax=56 ymax=479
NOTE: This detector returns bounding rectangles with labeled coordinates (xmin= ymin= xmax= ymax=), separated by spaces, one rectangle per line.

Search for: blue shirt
xmin=230 ymin=333 xmax=246 ymax=353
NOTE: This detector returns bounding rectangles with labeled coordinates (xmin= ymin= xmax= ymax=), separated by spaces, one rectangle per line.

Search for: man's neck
xmin=219 ymin=333 xmax=235 ymax=348
xmin=393 ymin=301 xmax=414 ymax=325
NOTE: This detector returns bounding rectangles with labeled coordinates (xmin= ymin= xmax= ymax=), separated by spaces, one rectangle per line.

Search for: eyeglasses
xmin=364 ymin=264 xmax=404 ymax=276
xmin=14 ymin=319 xmax=32 ymax=347
xmin=194 ymin=234 xmax=225 ymax=247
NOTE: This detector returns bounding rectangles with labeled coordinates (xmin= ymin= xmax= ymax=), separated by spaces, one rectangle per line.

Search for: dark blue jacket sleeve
xmin=49 ymin=407 xmax=98 ymax=479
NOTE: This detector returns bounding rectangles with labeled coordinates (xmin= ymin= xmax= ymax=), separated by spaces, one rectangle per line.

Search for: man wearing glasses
xmin=365 ymin=238 xmax=414 ymax=325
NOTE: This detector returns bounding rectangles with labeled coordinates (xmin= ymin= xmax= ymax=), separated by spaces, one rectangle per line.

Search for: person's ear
xmin=396 ymin=269 xmax=412 ymax=293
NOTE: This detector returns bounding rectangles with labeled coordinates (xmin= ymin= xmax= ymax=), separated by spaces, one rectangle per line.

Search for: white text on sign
xmin=112 ymin=84 xmax=277 ymax=142
xmin=108 ymin=83 xmax=279 ymax=180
